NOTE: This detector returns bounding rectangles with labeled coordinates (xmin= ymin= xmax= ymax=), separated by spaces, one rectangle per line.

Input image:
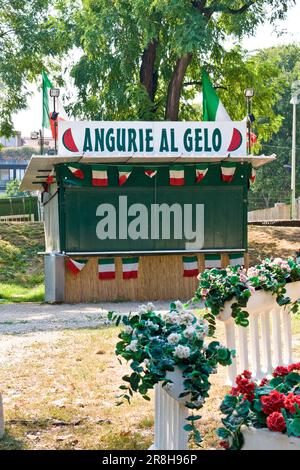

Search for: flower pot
xmin=285 ymin=280 xmax=300 ymax=302
xmin=241 ymin=426 xmax=300 ymax=450
xmin=162 ymin=367 xmax=191 ymax=403
xmin=218 ymin=289 xmax=276 ymax=322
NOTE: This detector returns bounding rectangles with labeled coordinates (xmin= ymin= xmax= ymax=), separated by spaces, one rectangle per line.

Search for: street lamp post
xmin=49 ymin=88 xmax=60 ymax=154
xmin=244 ymin=88 xmax=255 ymax=155
xmin=290 ymin=81 xmax=300 ymax=220
xmin=290 ymin=96 xmax=298 ymax=219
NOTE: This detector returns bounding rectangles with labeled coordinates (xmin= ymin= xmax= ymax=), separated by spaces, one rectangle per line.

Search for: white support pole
xmin=281 ymin=307 xmax=293 ymax=366
xmin=249 ymin=314 xmax=262 ymax=380
xmin=272 ymin=306 xmax=283 ymax=367
xmin=260 ymin=310 xmax=273 ymax=375
xmin=237 ymin=326 xmax=249 ymax=372
xmin=0 ymin=393 xmax=4 ymax=439
xmin=152 ymin=384 xmax=189 ymax=450
xmin=224 ymin=319 xmax=237 ymax=385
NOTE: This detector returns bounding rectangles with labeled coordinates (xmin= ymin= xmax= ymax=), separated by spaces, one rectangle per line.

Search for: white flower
xmin=179 ymin=311 xmax=194 ymax=326
xmin=138 ymin=304 xmax=148 ymax=315
xmin=173 ymin=345 xmax=191 ymax=359
xmin=145 ymin=320 xmax=159 ymax=331
xmin=164 ymin=312 xmax=180 ymax=324
xmin=174 ymin=300 xmax=184 ymax=312
xmin=143 ymin=358 xmax=150 ymax=367
xmin=124 ymin=325 xmax=133 ymax=334
xmin=147 ymin=302 xmax=155 ymax=311
xmin=183 ymin=325 xmax=196 ymax=339
xmin=125 ymin=340 xmax=139 ymax=352
xmin=167 ymin=333 xmax=181 ymax=345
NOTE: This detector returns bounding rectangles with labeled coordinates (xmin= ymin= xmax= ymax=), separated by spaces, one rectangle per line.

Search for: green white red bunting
xmin=250 ymin=166 xmax=256 ymax=184
xmin=221 ymin=162 xmax=236 ymax=183
xmin=66 ymin=258 xmax=88 ymax=275
xmin=118 ymin=166 xmax=132 ymax=186
xmin=182 ymin=256 xmax=199 ymax=277
xmin=195 ymin=164 xmax=208 ymax=183
xmin=92 ymin=166 xmax=108 ymax=186
xmin=169 ymin=166 xmax=184 ymax=186
xmin=68 ymin=165 xmax=84 ymax=179
xmin=229 ymin=253 xmax=244 ymax=267
xmin=98 ymin=258 xmax=115 ymax=280
xmin=144 ymin=167 xmax=157 ymax=178
xmin=122 ymin=257 xmax=139 ymax=279
xmin=205 ymin=254 xmax=222 ymax=269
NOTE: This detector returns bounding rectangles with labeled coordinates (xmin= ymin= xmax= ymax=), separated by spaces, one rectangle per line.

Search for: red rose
xmin=219 ymin=440 xmax=230 ymax=449
xmin=261 ymin=390 xmax=285 ymax=415
xmin=266 ymin=412 xmax=286 ymax=433
xmin=242 ymin=370 xmax=252 ymax=379
xmin=259 ymin=378 xmax=269 ymax=387
xmin=288 ymin=362 xmax=300 ymax=373
xmin=230 ymin=386 xmax=239 ymax=396
xmin=235 ymin=372 xmax=255 ymax=402
xmin=284 ymin=392 xmax=300 ymax=414
xmin=273 ymin=366 xmax=289 ymax=377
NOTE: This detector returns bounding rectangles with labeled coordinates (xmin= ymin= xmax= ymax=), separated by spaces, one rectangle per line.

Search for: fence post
xmin=0 ymin=393 xmax=4 ymax=439
xmin=152 ymin=383 xmax=189 ymax=450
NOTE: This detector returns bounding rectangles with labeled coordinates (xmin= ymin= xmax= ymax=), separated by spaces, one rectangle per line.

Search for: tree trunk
xmin=165 ymin=53 xmax=193 ymax=121
xmin=140 ymin=39 xmax=158 ymax=102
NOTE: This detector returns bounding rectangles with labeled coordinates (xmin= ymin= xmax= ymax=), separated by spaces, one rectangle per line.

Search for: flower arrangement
xmin=217 ymin=363 xmax=300 ymax=450
xmin=108 ymin=301 xmax=233 ymax=445
xmin=194 ymin=257 xmax=300 ymax=335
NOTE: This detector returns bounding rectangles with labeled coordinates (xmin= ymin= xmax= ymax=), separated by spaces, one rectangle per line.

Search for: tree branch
xmin=183 ymin=80 xmax=228 ymax=91
xmin=203 ymin=1 xmax=256 ymax=16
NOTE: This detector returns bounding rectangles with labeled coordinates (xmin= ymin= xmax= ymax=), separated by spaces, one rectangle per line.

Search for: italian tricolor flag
xmin=118 ymin=166 xmax=132 ymax=186
xmin=144 ymin=167 xmax=157 ymax=178
xmin=229 ymin=253 xmax=244 ymax=267
xmin=250 ymin=166 xmax=256 ymax=184
xmin=221 ymin=162 xmax=236 ymax=183
xmin=169 ymin=166 xmax=184 ymax=186
xmin=202 ymin=68 xmax=231 ymax=121
xmin=66 ymin=258 xmax=88 ymax=275
xmin=182 ymin=256 xmax=199 ymax=277
xmin=68 ymin=165 xmax=84 ymax=179
xmin=195 ymin=164 xmax=208 ymax=183
xmin=205 ymin=254 xmax=222 ymax=269
xmin=92 ymin=166 xmax=108 ymax=186
xmin=122 ymin=257 xmax=139 ymax=280
xmin=98 ymin=258 xmax=115 ymax=280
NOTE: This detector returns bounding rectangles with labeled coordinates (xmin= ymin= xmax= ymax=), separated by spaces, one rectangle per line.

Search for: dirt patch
xmin=248 ymin=226 xmax=300 ymax=265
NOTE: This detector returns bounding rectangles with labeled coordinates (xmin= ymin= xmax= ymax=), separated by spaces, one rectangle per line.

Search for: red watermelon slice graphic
xmin=227 ymin=128 xmax=243 ymax=152
xmin=62 ymin=128 xmax=79 ymax=153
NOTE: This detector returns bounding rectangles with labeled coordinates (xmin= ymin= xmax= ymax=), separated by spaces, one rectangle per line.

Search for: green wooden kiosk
xmin=20 ymin=120 xmax=275 ymax=303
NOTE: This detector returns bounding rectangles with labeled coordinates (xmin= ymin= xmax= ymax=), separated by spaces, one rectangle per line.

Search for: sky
xmin=12 ymin=1 xmax=300 ymax=137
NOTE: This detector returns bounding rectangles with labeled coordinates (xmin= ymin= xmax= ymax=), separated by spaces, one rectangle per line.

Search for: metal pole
xmin=291 ymin=102 xmax=297 ymax=219
xmin=246 ymin=97 xmax=252 ymax=155
xmin=39 ymin=129 xmax=44 ymax=155
xmin=53 ymin=97 xmax=57 ymax=154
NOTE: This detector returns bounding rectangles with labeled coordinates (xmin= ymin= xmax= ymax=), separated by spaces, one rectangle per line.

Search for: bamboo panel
xmin=65 ymin=255 xmax=200 ymax=303
xmin=64 ymin=252 xmax=248 ymax=303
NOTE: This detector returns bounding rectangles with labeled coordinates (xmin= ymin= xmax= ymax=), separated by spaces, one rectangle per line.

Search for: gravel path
xmin=0 ymin=301 xmax=171 ymax=335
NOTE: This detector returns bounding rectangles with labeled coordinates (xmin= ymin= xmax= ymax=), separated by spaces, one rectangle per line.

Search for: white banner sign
xmin=58 ymin=121 xmax=247 ymax=158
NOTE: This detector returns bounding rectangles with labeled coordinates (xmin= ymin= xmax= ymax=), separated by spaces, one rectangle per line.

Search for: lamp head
xmin=49 ymin=88 xmax=60 ymax=98
xmin=244 ymin=88 xmax=255 ymax=98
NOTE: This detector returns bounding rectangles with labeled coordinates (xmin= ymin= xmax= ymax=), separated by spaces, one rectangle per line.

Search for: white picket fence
xmin=0 ymin=214 xmax=34 ymax=222
xmin=151 ymin=282 xmax=299 ymax=450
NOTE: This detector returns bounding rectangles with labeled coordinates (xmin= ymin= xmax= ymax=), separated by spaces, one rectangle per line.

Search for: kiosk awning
xmin=20 ymin=154 xmax=276 ymax=191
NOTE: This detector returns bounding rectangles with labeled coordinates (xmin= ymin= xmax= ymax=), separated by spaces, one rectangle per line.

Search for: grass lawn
xmin=0 ymin=222 xmax=45 ymax=303
xmin=0 ymin=316 xmax=299 ymax=450
xmin=0 ymin=283 xmax=44 ymax=303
